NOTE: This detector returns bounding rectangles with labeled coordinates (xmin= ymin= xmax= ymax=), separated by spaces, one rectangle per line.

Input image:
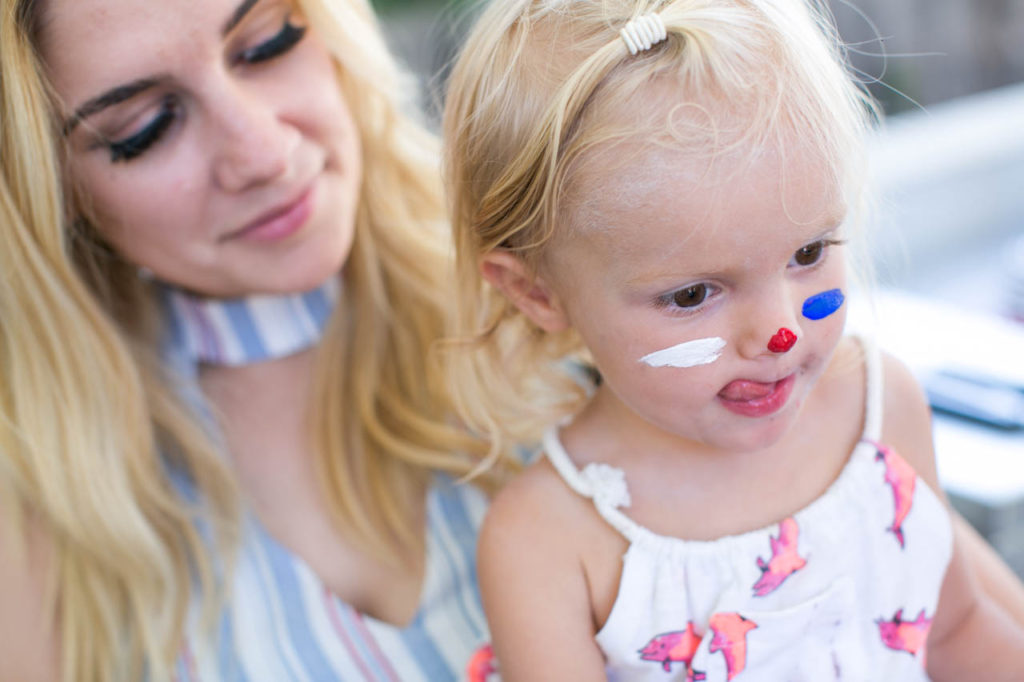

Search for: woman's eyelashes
xmin=237 ymin=19 xmax=307 ymax=65
xmin=789 ymin=238 xmax=845 ymax=268
xmin=108 ymin=96 xmax=178 ymax=162
xmin=105 ymin=18 xmax=308 ymax=163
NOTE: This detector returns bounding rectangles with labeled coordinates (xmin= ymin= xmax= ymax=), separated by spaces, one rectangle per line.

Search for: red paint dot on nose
xmin=768 ymin=328 xmax=797 ymax=353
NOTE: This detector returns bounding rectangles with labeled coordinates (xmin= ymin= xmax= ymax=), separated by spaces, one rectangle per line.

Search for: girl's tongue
xmin=718 ymin=379 xmax=776 ymax=402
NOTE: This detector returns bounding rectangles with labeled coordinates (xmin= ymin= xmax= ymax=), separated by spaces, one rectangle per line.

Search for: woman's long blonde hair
xmin=0 ymin=0 xmax=488 ymax=680
xmin=443 ymin=0 xmax=877 ymax=461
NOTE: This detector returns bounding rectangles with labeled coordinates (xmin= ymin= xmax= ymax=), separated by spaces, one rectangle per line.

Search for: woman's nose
xmin=210 ymin=86 xmax=298 ymax=193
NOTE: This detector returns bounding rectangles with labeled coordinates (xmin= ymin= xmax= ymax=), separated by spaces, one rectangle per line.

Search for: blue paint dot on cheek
xmin=802 ymin=289 xmax=845 ymax=321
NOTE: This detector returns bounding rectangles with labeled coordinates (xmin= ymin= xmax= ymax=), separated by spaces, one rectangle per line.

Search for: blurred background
xmin=371 ymin=0 xmax=1024 ymax=573
xmin=371 ymin=0 xmax=1024 ymax=115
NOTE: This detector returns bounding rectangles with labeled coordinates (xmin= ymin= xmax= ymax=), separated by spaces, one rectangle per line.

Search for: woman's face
xmin=39 ymin=0 xmax=362 ymax=297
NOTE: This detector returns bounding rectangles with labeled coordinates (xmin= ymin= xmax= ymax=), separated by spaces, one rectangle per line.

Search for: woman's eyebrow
xmin=222 ymin=0 xmax=261 ymax=36
xmin=62 ymin=78 xmax=159 ymax=136
xmin=61 ymin=0 xmax=263 ymax=136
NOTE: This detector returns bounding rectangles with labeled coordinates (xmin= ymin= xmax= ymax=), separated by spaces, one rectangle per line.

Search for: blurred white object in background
xmin=1006 ymin=234 xmax=1024 ymax=323
xmin=861 ymin=81 xmax=1024 ymax=575
xmin=867 ymin=81 xmax=1024 ymax=321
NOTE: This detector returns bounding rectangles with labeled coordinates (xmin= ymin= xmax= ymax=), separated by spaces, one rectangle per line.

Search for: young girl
xmin=443 ymin=0 xmax=1024 ymax=679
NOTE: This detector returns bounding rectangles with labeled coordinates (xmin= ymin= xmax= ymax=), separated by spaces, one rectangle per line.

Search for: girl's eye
xmin=790 ymin=238 xmax=845 ymax=267
xmin=108 ymin=96 xmax=178 ymax=163
xmin=793 ymin=241 xmax=824 ymax=266
xmin=671 ymin=283 xmax=711 ymax=309
xmin=238 ymin=19 xmax=307 ymax=65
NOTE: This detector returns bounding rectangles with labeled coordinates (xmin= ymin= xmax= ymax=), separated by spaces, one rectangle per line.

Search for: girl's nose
xmin=734 ymin=287 xmax=802 ymax=360
xmin=767 ymin=327 xmax=798 ymax=353
xmin=210 ymin=88 xmax=298 ymax=193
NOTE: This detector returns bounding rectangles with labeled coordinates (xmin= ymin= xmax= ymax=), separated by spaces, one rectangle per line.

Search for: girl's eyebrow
xmin=62 ymin=78 xmax=160 ymax=136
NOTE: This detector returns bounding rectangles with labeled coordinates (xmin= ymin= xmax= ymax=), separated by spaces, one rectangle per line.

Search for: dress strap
xmin=542 ymin=427 xmax=648 ymax=543
xmin=858 ymin=335 xmax=884 ymax=443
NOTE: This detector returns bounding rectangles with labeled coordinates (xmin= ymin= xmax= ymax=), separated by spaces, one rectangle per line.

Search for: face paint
xmin=802 ymin=289 xmax=845 ymax=321
xmin=639 ymin=337 xmax=726 ymax=368
xmin=767 ymin=327 xmax=797 ymax=353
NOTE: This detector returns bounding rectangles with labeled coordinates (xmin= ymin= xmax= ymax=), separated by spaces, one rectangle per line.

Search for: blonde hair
xmin=0 ymin=0 xmax=489 ymax=680
xmin=443 ymin=0 xmax=877 ymax=460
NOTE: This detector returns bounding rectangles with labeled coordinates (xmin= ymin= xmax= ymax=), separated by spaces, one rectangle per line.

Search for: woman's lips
xmin=228 ymin=185 xmax=316 ymax=243
xmin=717 ymin=374 xmax=796 ymax=417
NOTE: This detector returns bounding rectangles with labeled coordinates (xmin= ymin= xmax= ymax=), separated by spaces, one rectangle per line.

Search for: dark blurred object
xmin=829 ymin=0 xmax=1024 ymax=113
xmin=925 ymin=370 xmax=1024 ymax=431
xmin=376 ymin=0 xmax=1024 ymax=118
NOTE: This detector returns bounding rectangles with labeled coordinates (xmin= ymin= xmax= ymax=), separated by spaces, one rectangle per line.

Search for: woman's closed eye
xmin=108 ymin=95 xmax=179 ymax=163
xmin=789 ymin=238 xmax=846 ymax=268
xmin=236 ymin=18 xmax=307 ymax=65
xmin=105 ymin=16 xmax=308 ymax=163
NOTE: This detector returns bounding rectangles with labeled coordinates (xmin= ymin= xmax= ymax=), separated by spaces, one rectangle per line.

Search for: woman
xmin=0 ymin=0 xmax=501 ymax=680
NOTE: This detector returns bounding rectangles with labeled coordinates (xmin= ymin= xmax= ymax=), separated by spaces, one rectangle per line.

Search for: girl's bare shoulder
xmin=825 ymin=337 xmax=936 ymax=481
xmin=877 ymin=349 xmax=942 ymax=487
xmin=480 ymin=454 xmax=607 ymax=553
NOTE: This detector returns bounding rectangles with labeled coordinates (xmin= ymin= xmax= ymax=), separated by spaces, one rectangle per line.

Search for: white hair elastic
xmin=620 ymin=13 xmax=668 ymax=55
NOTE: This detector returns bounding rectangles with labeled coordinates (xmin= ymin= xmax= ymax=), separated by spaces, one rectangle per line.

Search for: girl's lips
xmin=717 ymin=374 xmax=796 ymax=417
xmin=229 ymin=185 xmax=316 ymax=243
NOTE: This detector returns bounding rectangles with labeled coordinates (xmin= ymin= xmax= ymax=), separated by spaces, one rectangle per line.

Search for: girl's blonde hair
xmin=443 ymin=0 xmax=878 ymax=461
xmin=1 ymin=1 xmax=489 ymax=680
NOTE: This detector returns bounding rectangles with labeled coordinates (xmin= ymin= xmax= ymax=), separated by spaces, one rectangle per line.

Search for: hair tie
xmin=620 ymin=13 xmax=667 ymax=55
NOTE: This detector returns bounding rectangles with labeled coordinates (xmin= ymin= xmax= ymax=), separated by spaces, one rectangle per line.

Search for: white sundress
xmin=543 ymin=341 xmax=952 ymax=681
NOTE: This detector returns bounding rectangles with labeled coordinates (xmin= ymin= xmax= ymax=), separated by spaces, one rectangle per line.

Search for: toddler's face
xmin=538 ymin=136 xmax=849 ymax=454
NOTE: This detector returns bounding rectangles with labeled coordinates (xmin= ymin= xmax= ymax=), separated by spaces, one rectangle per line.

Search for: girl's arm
xmin=477 ymin=463 xmax=608 ymax=681
xmin=926 ymin=535 xmax=1024 ymax=680
xmin=879 ymin=353 xmax=1024 ymax=679
xmin=953 ymin=511 xmax=1024 ymax=627
xmin=0 ymin=519 xmax=59 ymax=682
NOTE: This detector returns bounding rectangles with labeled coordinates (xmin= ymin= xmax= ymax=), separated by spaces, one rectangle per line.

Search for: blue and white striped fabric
xmin=157 ymin=278 xmax=497 ymax=681
xmin=162 ymin=278 xmax=340 ymax=366
xmin=173 ymin=477 xmax=493 ymax=682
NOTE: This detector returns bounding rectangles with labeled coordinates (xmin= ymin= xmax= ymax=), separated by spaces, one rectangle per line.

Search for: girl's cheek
xmin=638 ymin=336 xmax=727 ymax=369
xmin=801 ymin=288 xmax=845 ymax=321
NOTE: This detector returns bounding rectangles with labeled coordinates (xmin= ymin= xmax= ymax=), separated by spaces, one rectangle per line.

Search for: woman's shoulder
xmin=0 ymin=518 xmax=59 ymax=682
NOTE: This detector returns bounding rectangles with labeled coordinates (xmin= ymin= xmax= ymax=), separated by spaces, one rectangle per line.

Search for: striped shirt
xmin=173 ymin=478 xmax=493 ymax=682
xmin=158 ymin=282 xmax=496 ymax=681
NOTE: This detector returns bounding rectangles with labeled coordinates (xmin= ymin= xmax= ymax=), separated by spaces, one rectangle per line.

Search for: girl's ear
xmin=480 ymin=250 xmax=569 ymax=332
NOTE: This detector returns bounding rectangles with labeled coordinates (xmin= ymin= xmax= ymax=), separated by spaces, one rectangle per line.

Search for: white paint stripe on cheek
xmin=638 ymin=337 xmax=727 ymax=368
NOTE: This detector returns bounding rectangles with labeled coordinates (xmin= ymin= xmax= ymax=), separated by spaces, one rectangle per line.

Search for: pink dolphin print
xmin=877 ymin=608 xmax=932 ymax=666
xmin=873 ymin=442 xmax=916 ymax=548
xmin=709 ymin=612 xmax=757 ymax=680
xmin=465 ymin=643 xmax=498 ymax=682
xmin=752 ymin=517 xmax=807 ymax=596
xmin=639 ymin=623 xmax=702 ymax=673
